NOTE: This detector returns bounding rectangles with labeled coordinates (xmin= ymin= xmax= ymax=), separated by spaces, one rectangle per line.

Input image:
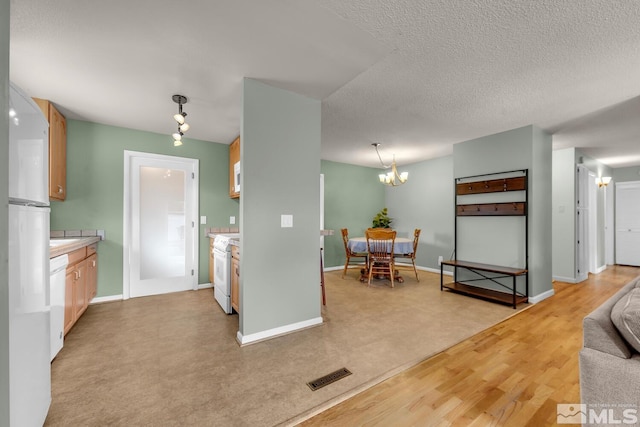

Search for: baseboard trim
xmin=90 ymin=294 xmax=123 ymax=304
xmin=325 ymin=264 xmax=452 ymax=276
xmin=528 ymin=289 xmax=555 ymax=304
xmin=236 ymin=317 xmax=323 ymax=346
xmin=198 ymin=282 xmax=213 ymax=290
xmin=553 ymin=275 xmax=577 ymax=284
xmin=418 ymin=265 xmax=453 ymax=276
xmin=595 ymin=265 xmax=607 ymax=274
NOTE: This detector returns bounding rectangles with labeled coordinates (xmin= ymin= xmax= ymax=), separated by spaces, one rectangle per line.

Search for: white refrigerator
xmin=7 ymin=81 xmax=52 ymax=426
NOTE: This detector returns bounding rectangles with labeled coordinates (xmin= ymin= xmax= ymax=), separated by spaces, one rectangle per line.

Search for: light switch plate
xmin=200 ymin=216 xmax=207 ymax=225
xmin=230 ymin=216 xmax=236 ymax=225
xmin=281 ymin=214 xmax=293 ymax=228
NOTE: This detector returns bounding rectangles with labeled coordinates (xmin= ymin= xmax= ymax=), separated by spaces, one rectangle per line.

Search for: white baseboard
xmin=552 ymin=275 xmax=578 ymax=284
xmin=198 ymin=282 xmax=213 ymax=290
xmin=325 ymin=264 xmax=452 ymax=276
xmin=236 ymin=317 xmax=323 ymax=346
xmin=90 ymin=294 xmax=123 ymax=304
xmin=595 ymin=264 xmax=607 ymax=274
xmin=528 ymin=288 xmax=555 ymax=304
xmin=418 ymin=265 xmax=453 ymax=276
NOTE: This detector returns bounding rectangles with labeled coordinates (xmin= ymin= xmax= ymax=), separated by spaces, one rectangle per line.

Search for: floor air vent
xmin=307 ymin=367 xmax=352 ymax=391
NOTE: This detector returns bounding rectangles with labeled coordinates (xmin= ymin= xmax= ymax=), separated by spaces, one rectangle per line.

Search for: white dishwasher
xmin=50 ymin=254 xmax=68 ymax=361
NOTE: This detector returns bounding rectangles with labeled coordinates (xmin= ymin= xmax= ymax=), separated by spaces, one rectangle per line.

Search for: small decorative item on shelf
xmin=372 ymin=208 xmax=392 ymax=229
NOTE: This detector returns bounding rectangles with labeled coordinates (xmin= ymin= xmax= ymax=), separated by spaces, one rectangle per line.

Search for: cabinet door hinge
xmin=192 ymin=172 xmax=195 ymax=179
xmin=191 ymin=269 xmax=194 ymax=276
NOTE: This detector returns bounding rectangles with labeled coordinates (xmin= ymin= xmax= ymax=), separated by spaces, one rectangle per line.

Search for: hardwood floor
xmin=300 ymin=265 xmax=640 ymax=426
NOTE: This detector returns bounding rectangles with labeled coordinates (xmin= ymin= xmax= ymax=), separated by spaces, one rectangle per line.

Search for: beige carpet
xmin=44 ymin=269 xmax=526 ymax=426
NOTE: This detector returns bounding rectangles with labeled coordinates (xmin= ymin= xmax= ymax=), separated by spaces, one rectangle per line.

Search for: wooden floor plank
xmin=299 ymin=265 xmax=640 ymax=426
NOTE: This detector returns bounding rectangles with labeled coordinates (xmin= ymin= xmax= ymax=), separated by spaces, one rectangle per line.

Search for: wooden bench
xmin=440 ymin=260 xmax=528 ymax=309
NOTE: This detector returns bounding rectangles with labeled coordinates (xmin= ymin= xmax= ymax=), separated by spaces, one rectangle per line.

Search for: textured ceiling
xmin=9 ymin=0 xmax=640 ymax=169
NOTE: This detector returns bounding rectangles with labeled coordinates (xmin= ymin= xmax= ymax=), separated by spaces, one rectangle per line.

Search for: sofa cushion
xmin=611 ymin=287 xmax=640 ymax=354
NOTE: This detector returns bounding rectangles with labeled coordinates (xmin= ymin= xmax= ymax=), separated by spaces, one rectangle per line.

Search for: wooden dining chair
xmin=341 ymin=228 xmax=368 ymax=278
xmin=394 ymin=228 xmax=421 ymax=282
xmin=365 ymin=228 xmax=397 ymax=288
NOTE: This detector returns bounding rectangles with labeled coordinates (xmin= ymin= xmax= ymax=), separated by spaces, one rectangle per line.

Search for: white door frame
xmin=588 ymin=171 xmax=598 ymax=274
xmin=576 ymin=165 xmax=589 ymax=282
xmin=123 ymin=150 xmax=199 ymax=300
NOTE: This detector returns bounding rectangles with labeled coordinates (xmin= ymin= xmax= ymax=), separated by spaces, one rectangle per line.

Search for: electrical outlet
xmin=230 ymin=216 xmax=236 ymax=225
xmin=200 ymin=216 xmax=206 ymax=225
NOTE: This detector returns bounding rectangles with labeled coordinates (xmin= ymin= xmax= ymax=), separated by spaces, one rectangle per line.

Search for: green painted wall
xmin=320 ymin=160 xmax=385 ymax=268
xmin=385 ymin=155 xmax=454 ymax=270
xmin=613 ymin=166 xmax=640 ymax=183
xmin=552 ymin=148 xmax=576 ymax=281
xmin=1 ymin=0 xmax=11 ymax=422
xmin=453 ymin=125 xmax=553 ymax=299
xmin=240 ymin=79 xmax=321 ymax=337
xmin=50 ymin=120 xmax=239 ymax=297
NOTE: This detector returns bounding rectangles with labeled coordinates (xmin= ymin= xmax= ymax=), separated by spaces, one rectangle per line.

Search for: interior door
xmin=615 ymin=181 xmax=640 ymax=266
xmin=124 ymin=151 xmax=199 ymax=298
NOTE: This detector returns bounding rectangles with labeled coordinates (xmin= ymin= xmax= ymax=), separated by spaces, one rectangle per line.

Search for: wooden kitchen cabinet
xmin=229 ymin=136 xmax=240 ymax=198
xmin=33 ymin=98 xmax=67 ymax=201
xmin=63 ymin=244 xmax=98 ymax=335
xmin=64 ymin=269 xmax=74 ymax=334
xmin=73 ymin=260 xmax=88 ymax=320
xmin=87 ymin=252 xmax=98 ymax=302
xmin=231 ymin=245 xmax=240 ymax=313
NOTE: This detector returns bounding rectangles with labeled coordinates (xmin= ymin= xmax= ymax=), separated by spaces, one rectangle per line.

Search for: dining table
xmin=347 ymin=236 xmax=414 ymax=283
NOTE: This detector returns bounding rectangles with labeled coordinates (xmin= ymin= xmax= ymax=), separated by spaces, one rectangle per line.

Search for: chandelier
xmin=171 ymin=94 xmax=190 ymax=146
xmin=372 ymin=143 xmax=408 ymax=186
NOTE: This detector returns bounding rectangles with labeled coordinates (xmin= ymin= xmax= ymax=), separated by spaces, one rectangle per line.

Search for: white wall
xmin=1 ymin=0 xmax=11 ymax=423
xmin=239 ymin=79 xmax=321 ymax=343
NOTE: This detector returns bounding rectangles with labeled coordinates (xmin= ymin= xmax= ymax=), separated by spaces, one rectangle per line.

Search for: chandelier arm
xmin=373 ymin=143 xmax=391 ymax=168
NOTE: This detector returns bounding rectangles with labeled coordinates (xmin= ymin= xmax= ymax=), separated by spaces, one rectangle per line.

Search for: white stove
xmin=213 ymin=233 xmax=239 ymax=314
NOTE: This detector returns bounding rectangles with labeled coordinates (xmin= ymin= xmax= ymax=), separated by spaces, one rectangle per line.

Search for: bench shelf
xmin=440 ymin=260 xmax=528 ymax=308
xmin=443 ymin=170 xmax=529 ymax=309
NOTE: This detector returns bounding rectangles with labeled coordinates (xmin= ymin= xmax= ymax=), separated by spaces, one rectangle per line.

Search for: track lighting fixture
xmin=172 ymin=94 xmax=189 ymax=146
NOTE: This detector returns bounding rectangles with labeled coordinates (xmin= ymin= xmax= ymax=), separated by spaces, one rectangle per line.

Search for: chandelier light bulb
xmin=174 ymin=113 xmax=185 ymax=125
xmin=172 ymin=132 xmax=182 ymax=141
xmin=179 ymin=122 xmax=190 ymax=133
xmin=173 ymin=139 xmax=183 ymax=147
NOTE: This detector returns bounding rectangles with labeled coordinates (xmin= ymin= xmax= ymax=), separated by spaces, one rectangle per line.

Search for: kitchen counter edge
xmin=50 ymin=237 xmax=101 ymax=258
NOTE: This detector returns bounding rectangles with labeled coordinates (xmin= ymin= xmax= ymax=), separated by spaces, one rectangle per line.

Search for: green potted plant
xmin=372 ymin=208 xmax=392 ymax=229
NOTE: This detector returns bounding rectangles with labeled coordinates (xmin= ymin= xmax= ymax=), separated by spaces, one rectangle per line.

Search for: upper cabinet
xmin=229 ymin=136 xmax=240 ymax=199
xmin=33 ymin=98 xmax=67 ymax=201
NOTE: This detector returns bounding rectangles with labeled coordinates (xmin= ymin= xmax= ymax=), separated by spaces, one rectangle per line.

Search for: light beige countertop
xmin=50 ymin=236 xmax=101 ymax=258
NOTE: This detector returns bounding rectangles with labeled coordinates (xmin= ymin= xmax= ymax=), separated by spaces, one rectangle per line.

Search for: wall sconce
xmin=172 ymin=94 xmax=189 ymax=146
xmin=372 ymin=143 xmax=408 ymax=186
xmin=597 ymin=176 xmax=612 ymax=188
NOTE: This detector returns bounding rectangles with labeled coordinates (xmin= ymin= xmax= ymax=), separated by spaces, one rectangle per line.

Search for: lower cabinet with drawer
xmin=64 ymin=243 xmax=98 ymax=335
